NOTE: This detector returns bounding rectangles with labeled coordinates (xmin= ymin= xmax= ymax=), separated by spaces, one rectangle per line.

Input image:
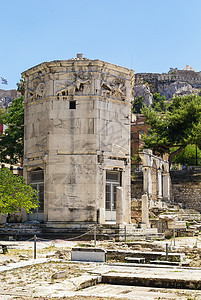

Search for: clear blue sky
xmin=1 ymin=0 xmax=201 ymax=90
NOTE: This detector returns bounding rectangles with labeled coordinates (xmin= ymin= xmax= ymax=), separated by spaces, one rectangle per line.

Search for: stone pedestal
xmin=116 ymin=187 xmax=124 ymax=224
xmin=163 ymin=173 xmax=170 ymax=201
xmin=71 ymin=247 xmax=106 ymax=262
xmin=98 ymin=208 xmax=105 ymax=224
xmin=141 ymin=194 xmax=150 ymax=228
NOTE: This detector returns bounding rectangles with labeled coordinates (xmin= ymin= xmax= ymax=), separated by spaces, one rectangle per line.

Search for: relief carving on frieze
xmin=56 ymin=73 xmax=91 ymax=97
xmin=27 ymin=79 xmax=47 ymax=101
xmin=101 ymin=77 xmax=126 ymax=100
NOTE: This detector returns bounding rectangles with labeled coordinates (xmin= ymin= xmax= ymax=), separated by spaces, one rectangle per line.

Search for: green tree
xmin=0 ymin=97 xmax=24 ymax=164
xmin=0 ymin=108 xmax=6 ymax=121
xmin=172 ymin=144 xmax=201 ymax=166
xmin=142 ymin=94 xmax=201 ymax=167
xmin=151 ymin=93 xmax=167 ymax=112
xmin=0 ymin=168 xmax=38 ymax=215
xmin=17 ymin=78 xmax=25 ymax=96
xmin=132 ymin=96 xmax=144 ymax=114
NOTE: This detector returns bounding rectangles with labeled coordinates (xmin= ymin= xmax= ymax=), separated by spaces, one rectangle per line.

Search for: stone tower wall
xmin=22 ymin=58 xmax=134 ymax=223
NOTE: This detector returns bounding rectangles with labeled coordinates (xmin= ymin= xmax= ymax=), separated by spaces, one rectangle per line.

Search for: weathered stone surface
xmin=141 ymin=194 xmax=149 ymax=227
xmin=116 ymin=187 xmax=124 ymax=224
xmin=139 ymin=150 xmax=170 ymax=202
xmin=51 ymin=271 xmax=67 ymax=279
xmin=131 ymin=173 xmax=143 ymax=199
xmin=131 ymin=199 xmax=142 ymax=224
xmin=71 ymin=247 xmax=106 ymax=262
xmin=102 ymin=273 xmax=201 ymax=290
xmin=133 ymin=84 xmax=153 ymax=106
xmin=22 ymin=55 xmax=134 ymax=224
xmin=107 ymin=249 xmax=185 ymax=262
xmin=171 ymin=169 xmax=201 ymax=211
xmin=135 ymin=68 xmax=201 ymax=100
xmin=158 ymin=81 xmax=199 ymax=99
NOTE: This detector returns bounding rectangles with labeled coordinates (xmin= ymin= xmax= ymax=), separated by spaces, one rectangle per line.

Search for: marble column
xmin=116 ymin=186 xmax=124 ymax=224
xmin=163 ymin=173 xmax=170 ymax=201
xmin=157 ymin=169 xmax=162 ymax=200
xmin=141 ymin=194 xmax=150 ymax=228
xmin=98 ymin=208 xmax=105 ymax=224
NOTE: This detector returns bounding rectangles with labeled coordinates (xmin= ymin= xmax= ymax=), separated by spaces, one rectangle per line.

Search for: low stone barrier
xmin=107 ymin=249 xmax=185 ymax=262
xmin=71 ymin=247 xmax=106 ymax=262
xmin=102 ymin=273 xmax=201 ymax=290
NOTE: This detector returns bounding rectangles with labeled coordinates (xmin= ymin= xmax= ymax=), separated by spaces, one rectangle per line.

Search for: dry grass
xmin=0 ymin=261 xmax=85 ymax=297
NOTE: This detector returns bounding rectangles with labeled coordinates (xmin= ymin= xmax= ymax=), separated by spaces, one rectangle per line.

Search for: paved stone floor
xmin=2 ymin=261 xmax=201 ymax=299
xmin=65 ymin=284 xmax=201 ymax=299
xmin=86 ymin=263 xmax=201 ymax=280
xmin=1 ymin=237 xmax=201 ymax=299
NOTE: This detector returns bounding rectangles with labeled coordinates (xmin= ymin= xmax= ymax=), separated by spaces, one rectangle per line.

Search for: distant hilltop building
xmin=134 ymin=66 xmax=201 ymax=101
xmin=183 ymin=64 xmax=195 ymax=71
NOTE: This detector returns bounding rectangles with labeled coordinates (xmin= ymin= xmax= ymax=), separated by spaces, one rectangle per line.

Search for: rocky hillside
xmin=0 ymin=89 xmax=20 ymax=109
xmin=134 ymin=67 xmax=201 ymax=105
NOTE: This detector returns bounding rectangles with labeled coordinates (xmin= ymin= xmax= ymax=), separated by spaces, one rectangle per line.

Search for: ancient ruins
xmin=22 ymin=54 xmax=134 ymax=225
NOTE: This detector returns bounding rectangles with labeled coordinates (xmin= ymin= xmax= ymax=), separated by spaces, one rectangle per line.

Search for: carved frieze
xmin=101 ymin=77 xmax=126 ymax=100
xmin=56 ymin=73 xmax=91 ymax=97
xmin=27 ymin=79 xmax=47 ymax=102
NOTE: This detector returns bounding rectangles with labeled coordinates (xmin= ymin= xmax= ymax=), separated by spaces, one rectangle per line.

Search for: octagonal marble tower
xmin=22 ymin=54 xmax=134 ymax=225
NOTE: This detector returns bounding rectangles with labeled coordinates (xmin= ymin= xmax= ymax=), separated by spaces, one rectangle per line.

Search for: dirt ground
xmin=0 ymin=237 xmax=201 ymax=299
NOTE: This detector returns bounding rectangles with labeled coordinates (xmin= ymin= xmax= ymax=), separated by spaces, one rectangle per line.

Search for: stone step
xmin=125 ymin=257 xmax=145 ymax=263
xmin=150 ymin=260 xmax=180 ymax=266
xmin=0 ymin=223 xmax=163 ymax=241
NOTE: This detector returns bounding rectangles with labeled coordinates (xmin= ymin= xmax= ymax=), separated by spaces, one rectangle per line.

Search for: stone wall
xmin=170 ymin=169 xmax=201 ymax=211
xmin=0 ymin=89 xmax=19 ymax=99
xmin=131 ymin=199 xmax=142 ymax=224
xmin=131 ymin=172 xmax=143 ymax=199
xmin=131 ymin=172 xmax=144 ymax=224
